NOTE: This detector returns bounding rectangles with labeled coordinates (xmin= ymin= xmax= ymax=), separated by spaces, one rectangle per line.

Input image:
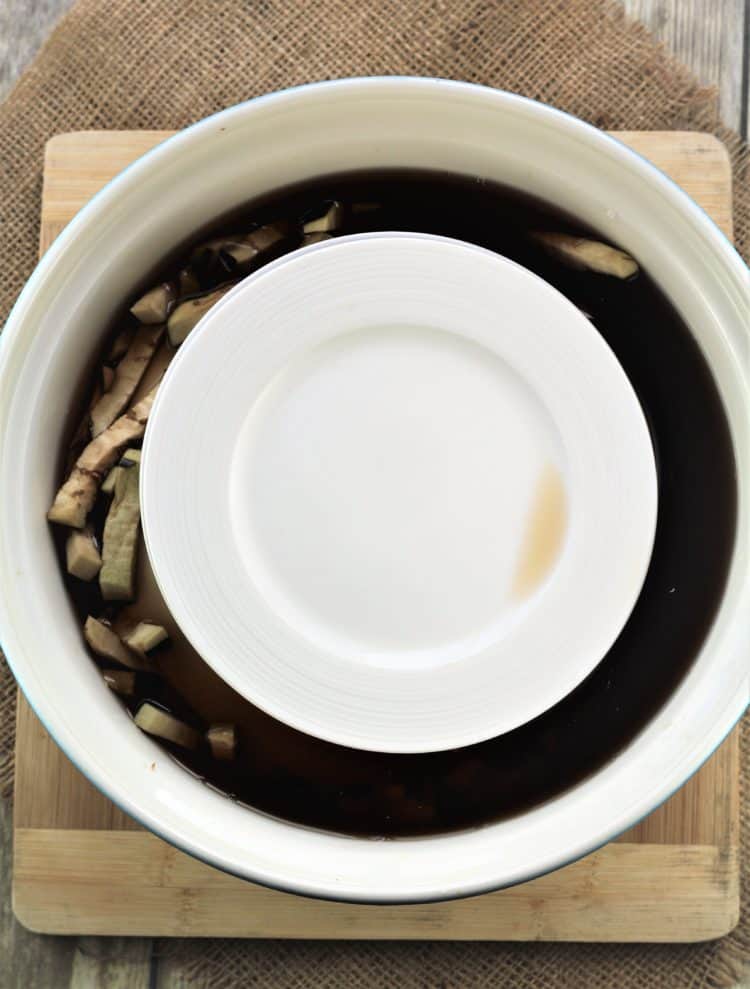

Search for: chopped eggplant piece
xmin=84 ymin=616 xmax=151 ymax=671
xmin=90 ymin=325 xmax=164 ymax=436
xmin=102 ymin=449 xmax=141 ymax=496
xmin=48 ymin=385 xmax=159 ymax=528
xmin=247 ymin=221 xmax=289 ymax=255
xmin=124 ymin=621 xmax=168 ymax=654
xmin=100 ymin=454 xmax=141 ymax=600
xmin=130 ymin=281 xmax=178 ymax=323
xmin=206 ymin=723 xmax=237 ymax=761
xmin=195 ymin=236 xmax=258 ymax=269
xmin=301 ymin=232 xmax=333 ymax=246
xmin=65 ymin=525 xmax=102 ymax=580
xmin=167 ymin=283 xmax=234 ymax=346
xmin=106 ymin=325 xmax=136 ymax=364
xmin=192 ymin=222 xmax=289 ymax=277
xmin=134 ymin=701 xmax=200 ymax=750
xmin=103 ymin=669 xmax=136 ymax=697
xmin=302 ymin=200 xmax=343 ymax=234
xmin=533 ymin=232 xmax=638 ymax=279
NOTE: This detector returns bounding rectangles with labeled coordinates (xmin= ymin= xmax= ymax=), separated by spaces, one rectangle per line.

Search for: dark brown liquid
xmin=61 ymin=170 xmax=737 ymax=837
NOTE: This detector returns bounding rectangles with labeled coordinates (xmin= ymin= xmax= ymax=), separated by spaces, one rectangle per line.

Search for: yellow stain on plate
xmin=512 ymin=463 xmax=567 ymax=600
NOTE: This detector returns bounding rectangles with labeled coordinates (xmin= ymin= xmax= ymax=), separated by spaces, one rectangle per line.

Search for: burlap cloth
xmin=0 ymin=0 xmax=748 ymax=985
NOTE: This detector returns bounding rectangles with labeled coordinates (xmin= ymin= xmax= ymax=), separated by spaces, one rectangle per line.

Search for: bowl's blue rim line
xmin=1 ymin=76 xmax=748 ymax=904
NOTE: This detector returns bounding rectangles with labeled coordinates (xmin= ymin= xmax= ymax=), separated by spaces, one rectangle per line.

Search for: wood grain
xmin=622 ymin=0 xmax=748 ymax=135
xmin=12 ymin=831 xmax=740 ymax=941
xmin=0 ymin=800 xmax=73 ymax=988
xmin=67 ymin=938 xmax=153 ymax=989
xmin=9 ymin=129 xmax=740 ymax=945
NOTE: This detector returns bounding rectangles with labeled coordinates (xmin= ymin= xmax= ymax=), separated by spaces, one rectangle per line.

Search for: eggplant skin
xmin=99 ymin=456 xmax=141 ymax=601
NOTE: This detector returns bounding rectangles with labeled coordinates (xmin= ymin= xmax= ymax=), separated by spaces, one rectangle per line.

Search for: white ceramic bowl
xmin=0 ymin=78 xmax=748 ymax=903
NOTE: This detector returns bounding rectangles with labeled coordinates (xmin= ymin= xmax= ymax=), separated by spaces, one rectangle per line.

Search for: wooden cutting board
xmin=12 ymin=130 xmax=740 ymax=941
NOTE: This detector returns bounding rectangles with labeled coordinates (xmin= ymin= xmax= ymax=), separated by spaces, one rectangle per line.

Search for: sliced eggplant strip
xmin=167 ymin=283 xmax=235 ymax=346
xmin=302 ymin=200 xmax=343 ymax=234
xmin=66 ymin=525 xmax=102 ymax=580
xmin=84 ymin=616 xmax=151 ymax=671
xmin=124 ymin=621 xmax=168 ymax=654
xmin=131 ymin=281 xmax=178 ymax=323
xmin=48 ymin=384 xmax=159 ymax=528
xmin=206 ymin=723 xmax=238 ymax=761
xmin=100 ymin=454 xmax=141 ymax=601
xmin=533 ymin=232 xmax=638 ymax=279
xmin=90 ymin=325 xmax=164 ymax=437
xmin=192 ymin=222 xmax=289 ymax=276
xmin=103 ymin=669 xmax=136 ymax=697
xmin=134 ymin=701 xmax=200 ymax=750
xmin=106 ymin=325 xmax=136 ymax=364
xmin=130 ymin=339 xmax=174 ymax=406
xmin=102 ymin=449 xmax=141 ymax=496
xmin=119 ymin=449 xmax=142 ymax=467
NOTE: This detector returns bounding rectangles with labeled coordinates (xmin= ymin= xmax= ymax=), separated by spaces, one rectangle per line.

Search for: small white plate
xmin=141 ymin=232 xmax=657 ymax=753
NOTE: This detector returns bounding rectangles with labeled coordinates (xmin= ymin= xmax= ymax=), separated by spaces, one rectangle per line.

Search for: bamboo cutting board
xmin=12 ymin=130 xmax=740 ymax=941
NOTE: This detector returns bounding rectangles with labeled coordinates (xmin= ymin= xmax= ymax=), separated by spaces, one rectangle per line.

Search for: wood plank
xmin=0 ymin=799 xmax=75 ymax=988
xmin=68 ymin=938 xmax=153 ymax=989
xmin=622 ymin=0 xmax=747 ymax=132
xmin=13 ymin=830 xmax=739 ymax=942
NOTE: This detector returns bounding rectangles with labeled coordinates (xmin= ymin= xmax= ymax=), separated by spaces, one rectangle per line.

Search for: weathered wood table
xmin=0 ymin=1 xmax=747 ymax=985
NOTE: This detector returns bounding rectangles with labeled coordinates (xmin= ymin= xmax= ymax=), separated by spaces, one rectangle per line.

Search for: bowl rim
xmin=0 ymin=76 xmax=748 ymax=904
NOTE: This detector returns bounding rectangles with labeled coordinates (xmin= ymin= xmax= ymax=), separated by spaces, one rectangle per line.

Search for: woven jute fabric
xmin=0 ymin=0 xmax=748 ymax=985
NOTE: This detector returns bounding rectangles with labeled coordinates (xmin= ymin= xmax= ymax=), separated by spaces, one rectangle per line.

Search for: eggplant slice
xmin=135 ymin=701 xmax=200 ymax=750
xmin=206 ymin=723 xmax=238 ymax=761
xmin=124 ymin=621 xmax=168 ymax=654
xmin=90 ymin=324 xmax=164 ymax=437
xmin=48 ymin=384 xmax=159 ymax=528
xmin=84 ymin=616 xmax=152 ymax=671
xmin=65 ymin=525 xmax=102 ymax=580
xmin=100 ymin=454 xmax=141 ymax=601
xmin=532 ymin=232 xmax=638 ymax=279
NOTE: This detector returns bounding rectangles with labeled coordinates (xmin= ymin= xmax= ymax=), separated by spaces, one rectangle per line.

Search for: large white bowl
xmin=0 ymin=78 xmax=748 ymax=903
